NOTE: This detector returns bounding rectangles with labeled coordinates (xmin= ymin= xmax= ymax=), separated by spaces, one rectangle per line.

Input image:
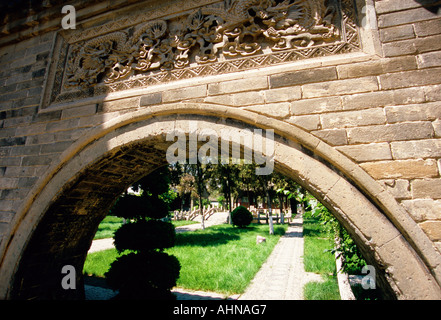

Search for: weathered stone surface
xmin=337 ymin=143 xmax=392 ymax=162
xmin=1 ymin=0 xmax=441 ymax=301
xmin=361 ymin=159 xmax=439 ymax=179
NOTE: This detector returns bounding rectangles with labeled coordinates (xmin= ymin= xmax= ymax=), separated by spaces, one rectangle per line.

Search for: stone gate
xmin=0 ymin=0 xmax=440 ymax=300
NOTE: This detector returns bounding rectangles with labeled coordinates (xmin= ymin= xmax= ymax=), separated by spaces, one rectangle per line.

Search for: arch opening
xmin=3 ymin=111 xmax=440 ymax=300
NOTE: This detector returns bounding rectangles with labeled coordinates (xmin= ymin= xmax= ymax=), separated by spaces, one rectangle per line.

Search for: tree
xmin=105 ymin=166 xmax=181 ymax=299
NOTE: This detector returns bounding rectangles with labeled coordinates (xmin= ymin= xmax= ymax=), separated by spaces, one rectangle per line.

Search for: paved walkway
xmin=239 ymin=214 xmax=322 ymax=300
xmin=85 ymin=212 xmax=323 ymax=300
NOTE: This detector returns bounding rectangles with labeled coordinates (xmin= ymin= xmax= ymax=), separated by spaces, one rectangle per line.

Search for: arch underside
xmin=4 ymin=110 xmax=441 ymax=300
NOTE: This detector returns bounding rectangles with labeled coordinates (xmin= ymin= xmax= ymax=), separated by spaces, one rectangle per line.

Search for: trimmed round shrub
xmin=231 ymin=205 xmax=253 ymax=228
xmin=105 ymin=251 xmax=181 ymax=299
xmin=111 ymin=194 xmax=169 ymax=220
xmin=113 ymin=220 xmax=176 ymax=253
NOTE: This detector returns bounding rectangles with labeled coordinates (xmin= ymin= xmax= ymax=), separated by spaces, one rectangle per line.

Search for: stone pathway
xmin=238 ymin=214 xmax=322 ymax=300
xmin=85 ymin=212 xmax=324 ymax=300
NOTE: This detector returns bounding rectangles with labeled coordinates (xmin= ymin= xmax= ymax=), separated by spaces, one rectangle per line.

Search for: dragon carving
xmin=65 ymin=0 xmax=341 ymax=89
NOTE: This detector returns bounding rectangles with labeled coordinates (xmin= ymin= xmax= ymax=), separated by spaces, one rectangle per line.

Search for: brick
xmin=337 ymin=56 xmax=417 ymax=79
xmin=424 ymin=85 xmax=441 ymax=102
xmin=347 ymin=122 xmax=434 ymax=144
xmin=22 ymin=154 xmax=54 ymax=166
xmin=46 ymin=118 xmax=79 ymax=133
xmin=162 ymin=85 xmax=207 ymax=102
xmin=412 ymin=179 xmax=441 ymax=199
xmin=208 ymin=77 xmax=268 ymax=96
xmin=0 ymin=137 xmax=26 ymax=147
xmin=417 ymin=51 xmax=441 ymax=68
xmin=401 ymin=199 xmax=441 ymax=222
xmin=230 ymin=91 xmax=265 ymax=106
xmin=337 ymin=143 xmax=392 ymax=162
xmin=434 ymin=120 xmax=441 ymax=137
xmin=383 ymin=179 xmax=411 ymax=199
xmin=286 ymin=115 xmax=320 ymax=131
xmin=414 ymin=19 xmax=441 ymax=37
xmin=61 ymin=104 xmax=97 ymax=119
xmin=378 ymin=6 xmax=440 ymax=28
xmin=375 ymin=0 xmax=436 ymax=14
xmin=320 ymin=108 xmax=386 ymax=129
xmin=360 ymin=159 xmax=438 ymax=179
xmin=32 ymin=110 xmax=62 ymax=123
xmin=385 ymin=102 xmax=441 ymax=123
xmin=263 ymin=86 xmax=302 ymax=103
xmin=312 ymin=129 xmax=347 ymax=146
xmin=302 ymin=76 xmax=378 ymax=98
xmin=10 ymin=145 xmax=41 ymax=156
xmin=341 ymin=87 xmax=425 ymax=111
xmin=419 ymin=221 xmax=441 ymax=241
xmin=380 ymin=24 xmax=415 ymax=43
xmin=391 ymin=139 xmax=441 ymax=159
xmin=140 ymin=92 xmax=162 ymax=106
xmin=244 ymin=102 xmax=290 ymax=118
xmin=0 ymin=178 xmax=18 ymax=190
xmin=269 ymin=66 xmax=337 ymax=88
xmin=291 ymin=96 xmax=341 ymax=115
xmin=40 ymin=141 xmax=72 ymax=154
xmin=379 ymin=67 xmax=441 ymax=90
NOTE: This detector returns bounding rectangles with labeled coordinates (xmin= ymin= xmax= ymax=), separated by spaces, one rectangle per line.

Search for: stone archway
xmin=1 ymin=103 xmax=440 ymax=300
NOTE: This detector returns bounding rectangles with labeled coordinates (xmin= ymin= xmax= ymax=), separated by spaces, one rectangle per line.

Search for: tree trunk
xmin=263 ymin=183 xmax=274 ymax=235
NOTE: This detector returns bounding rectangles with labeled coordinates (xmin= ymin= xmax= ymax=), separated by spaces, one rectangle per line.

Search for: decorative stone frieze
xmin=44 ymin=0 xmax=360 ymax=108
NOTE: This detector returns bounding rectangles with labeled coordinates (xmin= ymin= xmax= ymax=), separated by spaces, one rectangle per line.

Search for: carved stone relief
xmin=44 ymin=0 xmax=361 ymax=108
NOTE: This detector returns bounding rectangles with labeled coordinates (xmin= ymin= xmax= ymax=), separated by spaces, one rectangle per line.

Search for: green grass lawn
xmin=84 ymin=223 xmax=287 ymax=295
xmin=302 ymin=217 xmax=340 ymax=300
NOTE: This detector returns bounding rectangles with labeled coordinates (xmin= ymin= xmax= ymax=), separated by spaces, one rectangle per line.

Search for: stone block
xmin=263 ymin=86 xmax=302 ymax=103
xmin=380 ymin=67 xmax=441 ymax=90
xmin=312 ymin=129 xmax=347 ymax=146
xmin=347 ymin=122 xmax=434 ymax=144
xmin=162 ymin=85 xmax=207 ymax=102
xmin=385 ymin=102 xmax=441 ymax=123
xmin=320 ymin=108 xmax=386 ymax=129
xmin=391 ymin=139 xmax=441 ymax=159
xmin=401 ymin=199 xmax=441 ymax=222
xmin=208 ymin=77 xmax=268 ymax=96
xmin=61 ymin=104 xmax=97 ymax=119
xmin=291 ymin=96 xmax=341 ymax=115
xmin=360 ymin=159 xmax=439 ymax=179
xmin=380 ymin=24 xmax=415 ymax=43
xmin=337 ymin=143 xmax=392 ymax=162
xmin=286 ymin=115 xmax=320 ymax=131
xmin=417 ymin=51 xmax=441 ymax=68
xmin=302 ymin=76 xmax=378 ymax=98
xmin=139 ymin=92 xmax=162 ymax=106
xmin=0 ymin=178 xmax=18 ymax=190
xmin=412 ymin=179 xmax=441 ymax=199
xmin=341 ymin=87 xmax=425 ymax=111
xmin=245 ymin=102 xmax=290 ymax=118
xmin=269 ymin=66 xmax=337 ymax=88
xmin=383 ymin=179 xmax=411 ymax=199
xmin=414 ymin=19 xmax=441 ymax=37
xmin=419 ymin=221 xmax=441 ymax=241
xmin=378 ymin=6 xmax=440 ymax=28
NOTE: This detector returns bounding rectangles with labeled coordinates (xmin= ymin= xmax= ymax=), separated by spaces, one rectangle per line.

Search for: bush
xmin=105 ymin=251 xmax=180 ymax=299
xmin=113 ymin=220 xmax=176 ymax=253
xmin=231 ymin=206 xmax=253 ymax=228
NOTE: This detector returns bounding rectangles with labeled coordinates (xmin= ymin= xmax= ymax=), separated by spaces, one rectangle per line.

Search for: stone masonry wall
xmin=0 ymin=0 xmax=440 ymax=298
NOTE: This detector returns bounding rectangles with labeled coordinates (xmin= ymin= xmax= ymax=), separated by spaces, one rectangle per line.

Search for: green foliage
xmin=231 ymin=205 xmax=253 ymax=228
xmin=113 ymin=220 xmax=176 ymax=253
xmin=105 ymin=251 xmax=180 ymax=300
xmin=304 ymin=199 xmax=367 ymax=274
xmin=106 ymin=166 xmax=181 ymax=300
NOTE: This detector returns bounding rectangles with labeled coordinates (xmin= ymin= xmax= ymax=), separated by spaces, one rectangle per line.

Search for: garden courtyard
xmin=83 ymin=210 xmax=372 ymax=300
